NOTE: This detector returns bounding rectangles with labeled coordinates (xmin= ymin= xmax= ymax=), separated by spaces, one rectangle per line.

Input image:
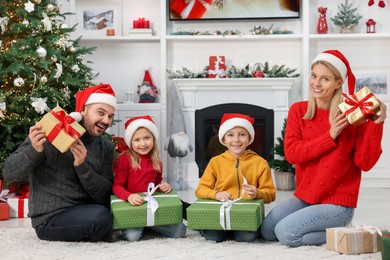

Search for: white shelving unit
xmin=64 ymin=0 xmax=390 ymax=186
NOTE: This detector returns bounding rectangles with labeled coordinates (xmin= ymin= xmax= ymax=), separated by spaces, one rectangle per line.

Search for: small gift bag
xmin=338 ymin=86 xmax=380 ymax=126
xmin=39 ymin=106 xmax=86 ymax=153
xmin=383 ymin=232 xmax=390 ymax=260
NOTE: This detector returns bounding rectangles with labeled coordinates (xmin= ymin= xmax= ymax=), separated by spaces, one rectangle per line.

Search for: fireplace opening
xmin=195 ymin=103 xmax=274 ymax=177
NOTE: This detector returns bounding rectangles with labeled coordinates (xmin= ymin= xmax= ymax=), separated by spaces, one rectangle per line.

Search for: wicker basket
xmin=274 ymin=171 xmax=295 ymax=191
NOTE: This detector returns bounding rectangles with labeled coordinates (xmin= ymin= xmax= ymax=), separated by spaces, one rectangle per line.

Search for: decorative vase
xmin=317 ymin=7 xmax=328 ymax=34
xmin=340 ymin=25 xmax=354 ymax=34
xmin=274 ymin=171 xmax=295 ymax=191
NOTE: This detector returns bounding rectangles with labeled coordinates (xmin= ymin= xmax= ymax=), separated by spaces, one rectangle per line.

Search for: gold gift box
xmin=338 ymin=86 xmax=380 ymax=126
xmin=326 ymin=227 xmax=386 ymax=255
xmin=39 ymin=106 xmax=86 ymax=153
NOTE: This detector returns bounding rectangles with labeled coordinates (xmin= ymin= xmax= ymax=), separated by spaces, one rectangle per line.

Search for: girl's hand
xmin=372 ymin=101 xmax=387 ymax=124
xmin=127 ymin=194 xmax=144 ymax=206
xmin=215 ymin=191 xmax=233 ymax=201
xmin=159 ymin=183 xmax=172 ymax=193
xmin=29 ymin=123 xmax=46 ymax=152
xmin=70 ymin=139 xmax=87 ymax=166
xmin=329 ymin=111 xmax=349 ymax=140
xmin=242 ymin=183 xmax=258 ymax=199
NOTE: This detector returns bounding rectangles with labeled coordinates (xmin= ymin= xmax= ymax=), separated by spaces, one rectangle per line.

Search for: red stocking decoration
xmin=379 ymin=0 xmax=385 ymax=7
xmin=368 ymin=0 xmax=375 ymax=6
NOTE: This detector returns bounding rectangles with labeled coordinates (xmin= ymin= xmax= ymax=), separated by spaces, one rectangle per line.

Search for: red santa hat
xmin=218 ymin=113 xmax=255 ymax=146
xmin=69 ymin=84 xmax=117 ymax=122
xmin=124 ymin=115 xmax=159 ymax=147
xmin=142 ymin=70 xmax=155 ymax=87
xmin=312 ymin=50 xmax=356 ymax=95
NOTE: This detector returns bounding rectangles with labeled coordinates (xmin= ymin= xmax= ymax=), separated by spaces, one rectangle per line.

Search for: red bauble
xmin=254 ymin=71 xmax=265 ymax=78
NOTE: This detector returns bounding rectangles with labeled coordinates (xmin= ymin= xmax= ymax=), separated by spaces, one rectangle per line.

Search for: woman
xmin=260 ymin=50 xmax=387 ymax=247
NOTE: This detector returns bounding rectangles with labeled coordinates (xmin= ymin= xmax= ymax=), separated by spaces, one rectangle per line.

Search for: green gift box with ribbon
xmin=186 ymin=198 xmax=264 ymax=231
xmin=110 ymin=189 xmax=183 ymax=230
xmin=382 ymin=232 xmax=390 ymax=260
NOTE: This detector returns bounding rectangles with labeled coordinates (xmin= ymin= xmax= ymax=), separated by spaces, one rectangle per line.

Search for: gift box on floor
xmin=187 ymin=198 xmax=264 ymax=231
xmin=39 ymin=106 xmax=86 ymax=153
xmin=170 ymin=0 xmax=212 ymax=19
xmin=110 ymin=190 xmax=183 ymax=230
xmin=8 ymin=196 xmax=29 ymax=218
xmin=338 ymin=86 xmax=380 ymax=127
xmin=0 ymin=203 xmax=10 ymax=220
xmin=382 ymin=232 xmax=390 ymax=260
xmin=326 ymin=226 xmax=387 ymax=255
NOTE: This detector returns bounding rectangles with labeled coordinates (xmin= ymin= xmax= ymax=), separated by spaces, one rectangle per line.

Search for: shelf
xmin=309 ymin=33 xmax=390 ymax=40
xmin=166 ymin=34 xmax=303 ymax=41
xmin=77 ymin=35 xmax=161 ymax=42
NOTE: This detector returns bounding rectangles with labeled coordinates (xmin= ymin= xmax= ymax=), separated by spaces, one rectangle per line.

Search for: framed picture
xmin=76 ymin=2 xmax=122 ymax=36
xmin=169 ymin=0 xmax=301 ymax=21
xmin=354 ymin=68 xmax=390 ymax=101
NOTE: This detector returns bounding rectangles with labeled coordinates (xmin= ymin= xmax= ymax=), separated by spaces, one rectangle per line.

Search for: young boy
xmin=195 ymin=113 xmax=276 ymax=242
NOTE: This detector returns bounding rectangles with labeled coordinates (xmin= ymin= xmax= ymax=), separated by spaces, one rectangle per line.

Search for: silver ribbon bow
xmin=0 ymin=189 xmax=15 ymax=203
xmin=143 ymin=182 xmax=160 ymax=226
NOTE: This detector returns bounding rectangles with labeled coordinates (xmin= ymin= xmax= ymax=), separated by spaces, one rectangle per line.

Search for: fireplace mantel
xmin=172 ymin=78 xmax=297 ymax=188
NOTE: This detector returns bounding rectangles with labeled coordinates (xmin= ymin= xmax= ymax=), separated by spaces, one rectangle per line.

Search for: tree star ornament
xmin=36 ymin=46 xmax=47 ymax=58
xmin=25 ymin=0 xmax=35 ymax=13
xmin=13 ymin=77 xmax=25 ymax=87
xmin=71 ymin=65 xmax=80 ymax=73
xmin=31 ymin=97 xmax=50 ymax=114
xmin=41 ymin=13 xmax=52 ymax=32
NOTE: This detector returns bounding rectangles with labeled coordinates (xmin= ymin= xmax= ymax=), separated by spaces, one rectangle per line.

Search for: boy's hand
xmin=215 ymin=191 xmax=233 ymax=201
xmin=127 ymin=194 xmax=144 ymax=206
xmin=159 ymin=183 xmax=172 ymax=193
xmin=242 ymin=183 xmax=258 ymax=199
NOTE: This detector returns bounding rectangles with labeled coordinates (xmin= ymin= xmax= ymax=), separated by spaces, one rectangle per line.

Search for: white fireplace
xmin=172 ymin=78 xmax=296 ymax=189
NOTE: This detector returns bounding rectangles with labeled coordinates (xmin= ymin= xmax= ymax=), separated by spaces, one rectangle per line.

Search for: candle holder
xmin=125 ymin=89 xmax=134 ymax=103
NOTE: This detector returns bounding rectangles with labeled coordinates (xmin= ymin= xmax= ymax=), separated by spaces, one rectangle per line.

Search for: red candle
xmin=144 ymin=19 xmax=150 ymax=28
xmin=106 ymin=29 xmax=115 ymax=36
xmin=133 ymin=20 xmax=140 ymax=28
xmin=139 ymin=17 xmax=145 ymax=28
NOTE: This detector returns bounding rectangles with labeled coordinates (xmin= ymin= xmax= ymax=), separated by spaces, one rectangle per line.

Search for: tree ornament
xmin=51 ymin=55 xmax=57 ymax=62
xmin=25 ymin=1 xmax=35 ymax=13
xmin=46 ymin=4 xmax=54 ymax=12
xmin=41 ymin=13 xmax=52 ymax=32
xmin=54 ymin=62 xmax=63 ymax=80
xmin=36 ymin=46 xmax=47 ymax=58
xmin=13 ymin=77 xmax=25 ymax=87
xmin=40 ymin=75 xmax=48 ymax=83
xmin=61 ymin=86 xmax=71 ymax=100
xmin=0 ymin=17 xmax=8 ymax=34
xmin=31 ymin=97 xmax=50 ymax=114
xmin=59 ymin=23 xmax=68 ymax=29
xmin=69 ymin=46 xmax=76 ymax=53
xmin=34 ymin=0 xmax=42 ymax=4
xmin=71 ymin=65 xmax=80 ymax=73
xmin=22 ymin=20 xmax=29 ymax=26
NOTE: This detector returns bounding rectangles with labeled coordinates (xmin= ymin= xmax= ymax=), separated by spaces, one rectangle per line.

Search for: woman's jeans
xmin=34 ymin=204 xmax=113 ymax=242
xmin=122 ymin=223 xmax=186 ymax=242
xmin=260 ymin=196 xmax=354 ymax=247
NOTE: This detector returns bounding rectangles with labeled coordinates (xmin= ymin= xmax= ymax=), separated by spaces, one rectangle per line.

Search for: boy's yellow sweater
xmin=195 ymin=150 xmax=276 ymax=203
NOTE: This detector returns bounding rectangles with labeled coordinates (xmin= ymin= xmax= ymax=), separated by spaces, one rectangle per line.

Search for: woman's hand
xmin=372 ymin=101 xmax=387 ymax=124
xmin=29 ymin=123 xmax=46 ymax=152
xmin=159 ymin=183 xmax=172 ymax=193
xmin=215 ymin=191 xmax=233 ymax=201
xmin=329 ymin=112 xmax=349 ymax=140
xmin=242 ymin=183 xmax=258 ymax=199
xmin=127 ymin=194 xmax=144 ymax=206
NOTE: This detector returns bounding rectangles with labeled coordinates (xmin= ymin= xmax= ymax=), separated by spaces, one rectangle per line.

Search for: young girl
xmin=112 ymin=115 xmax=186 ymax=241
xmin=195 ymin=113 xmax=276 ymax=242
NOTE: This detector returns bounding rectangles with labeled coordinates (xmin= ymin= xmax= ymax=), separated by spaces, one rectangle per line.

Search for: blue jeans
xmin=260 ymin=196 xmax=354 ymax=247
xmin=199 ymin=228 xmax=260 ymax=243
xmin=34 ymin=204 xmax=113 ymax=242
xmin=122 ymin=223 xmax=186 ymax=242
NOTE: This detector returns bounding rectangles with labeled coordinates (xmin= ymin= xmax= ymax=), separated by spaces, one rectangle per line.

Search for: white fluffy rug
xmin=0 ymin=227 xmax=382 ymax=260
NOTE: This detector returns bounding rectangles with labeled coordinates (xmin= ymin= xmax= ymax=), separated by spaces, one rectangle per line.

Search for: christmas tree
xmin=0 ymin=0 xmax=97 ymax=170
xmin=330 ymin=0 xmax=363 ymax=32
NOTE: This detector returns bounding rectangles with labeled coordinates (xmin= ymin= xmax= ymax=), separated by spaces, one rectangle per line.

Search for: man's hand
xmin=29 ymin=123 xmax=46 ymax=152
xmin=70 ymin=139 xmax=87 ymax=166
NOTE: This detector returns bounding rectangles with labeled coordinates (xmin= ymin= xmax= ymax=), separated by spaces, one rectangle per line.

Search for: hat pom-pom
xmin=69 ymin=112 xmax=82 ymax=122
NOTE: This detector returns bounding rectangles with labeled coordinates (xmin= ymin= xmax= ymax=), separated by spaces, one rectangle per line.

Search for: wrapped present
xmin=170 ymin=0 xmax=212 ymax=19
xmin=39 ymin=106 xmax=86 ymax=153
xmin=187 ymin=198 xmax=264 ymax=231
xmin=8 ymin=196 xmax=29 ymax=218
xmin=0 ymin=180 xmax=16 ymax=193
xmin=338 ymin=86 xmax=380 ymax=126
xmin=0 ymin=203 xmax=10 ymax=220
xmin=207 ymin=56 xmax=227 ymax=78
xmin=326 ymin=225 xmax=387 ymax=255
xmin=382 ymin=232 xmax=390 ymax=260
xmin=110 ymin=184 xmax=183 ymax=230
